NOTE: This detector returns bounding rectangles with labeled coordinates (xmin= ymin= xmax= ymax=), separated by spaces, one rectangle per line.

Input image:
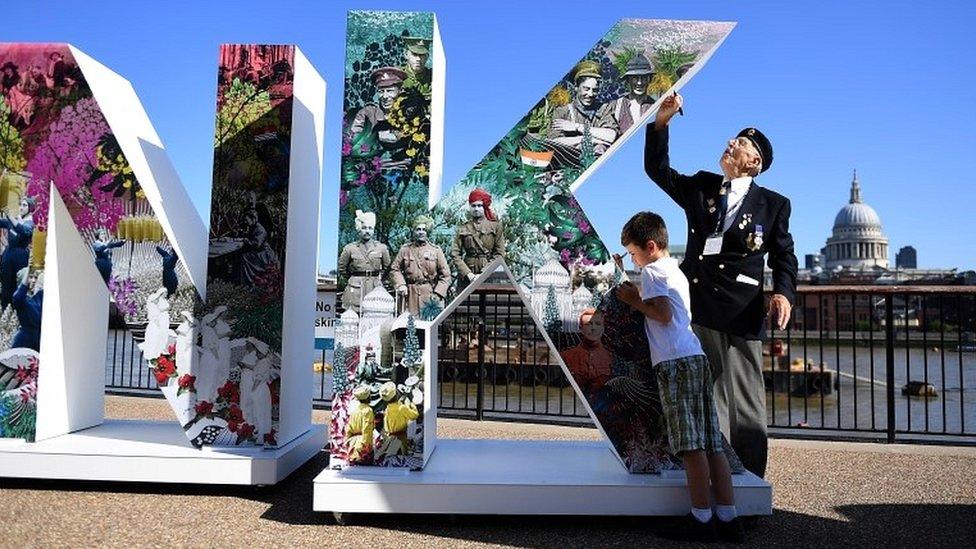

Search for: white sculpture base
xmin=0 ymin=420 xmax=326 ymax=485
xmin=313 ymin=439 xmax=772 ymax=516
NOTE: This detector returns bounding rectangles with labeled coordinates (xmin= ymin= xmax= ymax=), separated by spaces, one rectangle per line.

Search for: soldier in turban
xmin=451 ymin=188 xmax=505 ymax=295
xmin=338 ymin=210 xmax=391 ymax=313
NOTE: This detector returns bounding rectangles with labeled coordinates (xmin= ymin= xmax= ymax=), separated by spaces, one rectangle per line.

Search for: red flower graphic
xmin=153 ymin=356 xmax=176 ymax=384
xmin=178 ymin=374 xmax=196 ymax=389
xmin=263 ymin=429 xmax=277 ymax=446
xmin=194 ymin=400 xmax=213 ymax=416
xmin=217 ymin=381 xmax=240 ymax=403
xmin=238 ymin=423 xmax=255 ymax=440
xmin=227 ymin=404 xmax=244 ymax=423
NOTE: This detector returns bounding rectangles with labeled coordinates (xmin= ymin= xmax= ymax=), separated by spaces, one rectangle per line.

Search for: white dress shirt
xmin=721 ymin=176 xmax=752 ymax=232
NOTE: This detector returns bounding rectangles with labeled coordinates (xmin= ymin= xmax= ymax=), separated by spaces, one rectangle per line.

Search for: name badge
xmin=703 ymin=234 xmax=723 ymax=256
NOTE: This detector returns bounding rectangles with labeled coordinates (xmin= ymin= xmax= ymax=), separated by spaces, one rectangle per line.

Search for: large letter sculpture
xmin=0 ymin=43 xmax=325 ymax=452
xmin=329 ymin=16 xmax=739 ymax=473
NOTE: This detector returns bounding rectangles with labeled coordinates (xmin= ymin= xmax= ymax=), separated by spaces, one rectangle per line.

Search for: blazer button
xmin=691 ymin=228 xmax=695 ymax=234
xmin=698 ymin=255 xmax=703 ymax=260
xmin=692 ymin=278 xmax=698 ymax=284
xmin=719 ymin=264 xmax=725 ymax=269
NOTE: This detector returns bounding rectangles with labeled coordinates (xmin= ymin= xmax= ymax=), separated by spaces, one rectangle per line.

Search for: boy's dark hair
xmin=620 ymin=211 xmax=668 ymax=250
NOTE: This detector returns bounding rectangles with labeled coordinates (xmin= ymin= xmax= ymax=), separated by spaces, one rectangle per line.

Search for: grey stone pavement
xmin=0 ymin=395 xmax=974 ymax=548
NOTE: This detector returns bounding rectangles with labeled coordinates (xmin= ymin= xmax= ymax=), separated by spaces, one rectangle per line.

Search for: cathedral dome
xmin=833 ymin=175 xmax=882 ymax=229
xmin=824 ymin=171 xmax=889 ymax=270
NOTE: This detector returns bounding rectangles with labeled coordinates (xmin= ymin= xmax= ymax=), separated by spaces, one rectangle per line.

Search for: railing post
xmin=885 ymin=294 xmax=896 ymax=443
xmin=476 ymin=292 xmax=487 ymax=421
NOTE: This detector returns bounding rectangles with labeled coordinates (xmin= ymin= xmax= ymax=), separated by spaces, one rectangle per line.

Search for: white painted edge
xmin=277 ymin=46 xmax=327 ymax=448
xmin=35 ymin=185 xmax=109 ymax=441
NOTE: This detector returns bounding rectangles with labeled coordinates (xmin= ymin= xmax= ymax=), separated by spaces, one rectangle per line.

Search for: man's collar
xmin=722 ymin=176 xmax=752 ymax=194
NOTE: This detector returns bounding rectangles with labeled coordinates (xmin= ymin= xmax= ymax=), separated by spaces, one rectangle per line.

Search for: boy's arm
xmin=617 ymin=282 xmax=673 ymax=324
xmin=634 ymin=294 xmax=673 ymax=324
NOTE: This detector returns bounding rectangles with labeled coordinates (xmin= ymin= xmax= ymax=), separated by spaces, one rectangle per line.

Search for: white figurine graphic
xmin=139 ymin=287 xmax=171 ymax=361
xmin=238 ymin=338 xmax=278 ymax=444
xmin=197 ymin=306 xmax=232 ymax=403
xmin=174 ymin=311 xmax=199 ymax=377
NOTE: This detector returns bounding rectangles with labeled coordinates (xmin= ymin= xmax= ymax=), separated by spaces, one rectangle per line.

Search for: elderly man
xmin=549 ymin=60 xmax=618 ymax=155
xmin=610 ymin=52 xmax=657 ymax=135
xmin=391 ymin=214 xmax=451 ymax=316
xmin=338 ymin=210 xmax=391 ymax=313
xmin=643 ymin=93 xmax=797 ymax=478
xmin=451 ymin=188 xmax=505 ymax=295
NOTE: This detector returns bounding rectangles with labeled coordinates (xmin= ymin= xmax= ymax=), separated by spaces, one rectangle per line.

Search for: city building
xmin=896 ymin=246 xmax=918 ymax=269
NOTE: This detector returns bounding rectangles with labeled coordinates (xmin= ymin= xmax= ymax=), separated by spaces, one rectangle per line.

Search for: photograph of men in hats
xmin=402 ymin=37 xmax=431 ymax=86
xmin=451 ymin=188 xmax=505 ymax=296
xmin=643 ymin=92 xmax=798 ymax=479
xmin=349 ymin=66 xmax=406 ymax=144
xmin=391 ymin=214 xmax=451 ymax=316
xmin=548 ymin=60 xmax=619 ymax=155
xmin=610 ymin=52 xmax=657 ymax=135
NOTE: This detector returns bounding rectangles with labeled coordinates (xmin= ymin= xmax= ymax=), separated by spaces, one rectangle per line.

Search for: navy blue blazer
xmin=644 ymin=124 xmax=798 ymax=340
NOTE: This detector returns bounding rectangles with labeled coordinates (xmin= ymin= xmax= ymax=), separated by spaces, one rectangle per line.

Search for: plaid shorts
xmin=654 ymin=354 xmax=723 ymax=454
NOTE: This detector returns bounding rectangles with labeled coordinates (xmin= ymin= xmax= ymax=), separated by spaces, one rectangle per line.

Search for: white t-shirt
xmin=639 ymin=256 xmax=704 ymax=366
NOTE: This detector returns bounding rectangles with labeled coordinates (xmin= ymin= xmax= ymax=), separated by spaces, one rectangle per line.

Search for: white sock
xmin=691 ymin=507 xmax=713 ymax=523
xmin=714 ymin=504 xmax=738 ymax=522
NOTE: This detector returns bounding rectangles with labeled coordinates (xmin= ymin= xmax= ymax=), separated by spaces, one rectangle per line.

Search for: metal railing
xmin=105 ymin=285 xmax=976 ymax=445
xmin=766 ymin=287 xmax=975 ymax=444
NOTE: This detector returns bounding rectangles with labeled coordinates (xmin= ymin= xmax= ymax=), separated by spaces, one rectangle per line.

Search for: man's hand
xmin=396 ymin=285 xmax=408 ymax=296
xmin=616 ymin=281 xmax=643 ymax=309
xmin=654 ymin=93 xmax=683 ymax=130
xmin=551 ymin=119 xmax=581 ymax=134
xmin=767 ymin=294 xmax=792 ymax=331
xmin=467 ymin=272 xmax=476 ymax=281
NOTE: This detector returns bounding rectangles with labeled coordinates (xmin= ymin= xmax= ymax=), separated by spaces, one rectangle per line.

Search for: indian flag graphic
xmin=519 ymin=148 xmax=554 ymax=168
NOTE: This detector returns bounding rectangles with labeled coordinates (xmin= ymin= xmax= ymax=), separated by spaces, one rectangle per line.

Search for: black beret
xmin=738 ymin=127 xmax=773 ymax=173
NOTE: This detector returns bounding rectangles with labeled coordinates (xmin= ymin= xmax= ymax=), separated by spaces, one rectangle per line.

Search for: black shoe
xmin=676 ymin=513 xmax=718 ymax=543
xmin=713 ymin=516 xmax=746 ymax=543
xmin=741 ymin=515 xmax=760 ymax=531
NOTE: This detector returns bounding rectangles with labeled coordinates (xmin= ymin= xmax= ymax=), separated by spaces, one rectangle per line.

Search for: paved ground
xmin=1 ymin=396 xmax=974 ymax=548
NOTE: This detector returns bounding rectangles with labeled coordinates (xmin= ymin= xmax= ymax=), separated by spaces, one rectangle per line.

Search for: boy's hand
xmin=612 ymin=253 xmax=625 ymax=271
xmin=616 ymin=281 xmax=642 ymax=308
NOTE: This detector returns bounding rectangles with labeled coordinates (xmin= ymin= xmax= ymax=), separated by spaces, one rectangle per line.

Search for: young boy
xmin=616 ymin=211 xmax=744 ymax=542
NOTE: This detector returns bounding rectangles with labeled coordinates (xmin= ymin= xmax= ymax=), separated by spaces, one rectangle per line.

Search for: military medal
xmin=747 ymin=224 xmax=764 ymax=251
xmin=738 ymin=213 xmax=753 ymax=230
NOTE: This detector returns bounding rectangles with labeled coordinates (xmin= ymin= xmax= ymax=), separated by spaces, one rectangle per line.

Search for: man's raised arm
xmin=644 ymin=93 xmax=694 ymax=208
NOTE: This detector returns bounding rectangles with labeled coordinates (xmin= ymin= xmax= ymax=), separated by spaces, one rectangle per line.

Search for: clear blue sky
xmin=7 ymin=0 xmax=975 ymax=271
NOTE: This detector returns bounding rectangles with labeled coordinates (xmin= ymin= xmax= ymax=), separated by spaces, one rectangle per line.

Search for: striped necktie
xmin=712 ymin=180 xmax=732 ymax=235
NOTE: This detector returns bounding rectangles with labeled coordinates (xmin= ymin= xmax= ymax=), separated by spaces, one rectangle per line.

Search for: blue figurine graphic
xmin=91 ymin=228 xmax=125 ymax=285
xmin=0 ymin=197 xmax=36 ymax=311
xmin=11 ymin=267 xmax=43 ymax=352
xmin=156 ymin=245 xmax=179 ymax=297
